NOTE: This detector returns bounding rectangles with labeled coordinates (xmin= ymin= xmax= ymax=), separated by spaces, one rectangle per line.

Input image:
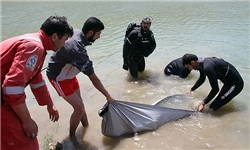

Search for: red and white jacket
xmin=1 ymin=30 xmax=55 ymax=106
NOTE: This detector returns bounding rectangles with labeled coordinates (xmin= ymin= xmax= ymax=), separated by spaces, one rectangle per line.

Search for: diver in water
xmin=164 ymin=57 xmax=191 ymax=78
xmin=182 ymin=53 xmax=244 ymax=111
xmin=122 ymin=16 xmax=156 ymax=78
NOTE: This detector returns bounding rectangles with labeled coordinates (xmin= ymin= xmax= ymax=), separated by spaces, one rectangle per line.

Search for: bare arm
xmin=88 ymin=73 xmax=115 ymax=103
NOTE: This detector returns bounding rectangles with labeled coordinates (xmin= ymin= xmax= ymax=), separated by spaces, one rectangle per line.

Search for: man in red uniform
xmin=1 ymin=16 xmax=73 ymax=150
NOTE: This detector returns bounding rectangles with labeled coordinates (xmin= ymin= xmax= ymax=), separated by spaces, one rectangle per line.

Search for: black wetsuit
xmin=123 ymin=27 xmax=156 ymax=78
xmin=192 ymin=57 xmax=244 ymax=110
xmin=164 ymin=57 xmax=191 ymax=78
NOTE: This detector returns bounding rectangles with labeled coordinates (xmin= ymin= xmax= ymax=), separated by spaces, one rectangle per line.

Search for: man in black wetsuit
xmin=122 ymin=16 xmax=156 ymax=78
xmin=164 ymin=57 xmax=191 ymax=78
xmin=182 ymin=53 xmax=244 ymax=111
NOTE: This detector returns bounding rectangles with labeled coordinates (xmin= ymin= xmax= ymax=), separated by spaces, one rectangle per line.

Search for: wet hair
xmin=82 ymin=17 xmax=104 ymax=34
xmin=141 ymin=16 xmax=153 ymax=24
xmin=40 ymin=16 xmax=73 ymax=39
xmin=182 ymin=53 xmax=198 ymax=66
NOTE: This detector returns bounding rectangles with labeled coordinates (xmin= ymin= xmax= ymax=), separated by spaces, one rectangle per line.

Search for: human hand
xmin=197 ymin=101 xmax=205 ymax=112
xmin=47 ymin=103 xmax=59 ymax=122
xmin=143 ymin=50 xmax=150 ymax=57
xmin=143 ymin=53 xmax=150 ymax=57
xmin=106 ymin=95 xmax=115 ymax=104
xmin=22 ymin=118 xmax=38 ymax=138
xmin=123 ymin=56 xmax=128 ymax=64
xmin=186 ymin=90 xmax=192 ymax=94
xmin=123 ymin=63 xmax=128 ymax=70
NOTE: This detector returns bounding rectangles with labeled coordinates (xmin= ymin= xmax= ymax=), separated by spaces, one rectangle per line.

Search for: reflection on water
xmin=2 ymin=1 xmax=249 ymax=150
xmin=154 ymin=94 xmax=198 ymax=110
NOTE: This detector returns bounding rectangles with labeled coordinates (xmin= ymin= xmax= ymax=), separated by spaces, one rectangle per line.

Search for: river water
xmin=1 ymin=1 xmax=249 ymax=149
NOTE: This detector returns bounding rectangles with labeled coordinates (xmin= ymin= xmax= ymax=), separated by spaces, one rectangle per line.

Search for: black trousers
xmin=128 ymin=56 xmax=145 ymax=78
xmin=209 ymin=79 xmax=244 ymax=110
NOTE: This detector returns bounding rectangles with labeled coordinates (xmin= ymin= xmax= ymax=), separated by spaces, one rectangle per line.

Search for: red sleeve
xmin=2 ymin=40 xmax=47 ymax=106
xmin=29 ymin=73 xmax=53 ymax=106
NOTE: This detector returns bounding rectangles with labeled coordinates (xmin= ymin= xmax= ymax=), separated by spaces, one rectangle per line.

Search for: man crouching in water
xmin=182 ymin=53 xmax=244 ymax=112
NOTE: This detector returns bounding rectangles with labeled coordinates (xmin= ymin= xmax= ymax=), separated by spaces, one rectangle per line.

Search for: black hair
xmin=182 ymin=53 xmax=198 ymax=66
xmin=40 ymin=16 xmax=73 ymax=39
xmin=82 ymin=17 xmax=104 ymax=34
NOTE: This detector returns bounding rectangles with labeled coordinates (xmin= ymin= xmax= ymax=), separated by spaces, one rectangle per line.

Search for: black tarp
xmin=99 ymin=96 xmax=195 ymax=137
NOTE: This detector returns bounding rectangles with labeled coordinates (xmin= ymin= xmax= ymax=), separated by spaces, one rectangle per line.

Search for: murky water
xmin=1 ymin=1 xmax=249 ymax=149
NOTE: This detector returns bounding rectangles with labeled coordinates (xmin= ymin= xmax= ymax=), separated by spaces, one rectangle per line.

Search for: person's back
xmin=203 ymin=57 xmax=241 ymax=83
xmin=164 ymin=57 xmax=191 ymax=78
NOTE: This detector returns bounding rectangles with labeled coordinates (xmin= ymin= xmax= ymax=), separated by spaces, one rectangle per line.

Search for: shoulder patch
xmin=25 ymin=55 xmax=38 ymax=71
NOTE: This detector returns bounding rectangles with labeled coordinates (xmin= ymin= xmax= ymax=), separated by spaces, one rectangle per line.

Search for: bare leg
xmin=75 ymin=89 xmax=89 ymax=127
xmin=63 ymin=89 xmax=89 ymax=138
